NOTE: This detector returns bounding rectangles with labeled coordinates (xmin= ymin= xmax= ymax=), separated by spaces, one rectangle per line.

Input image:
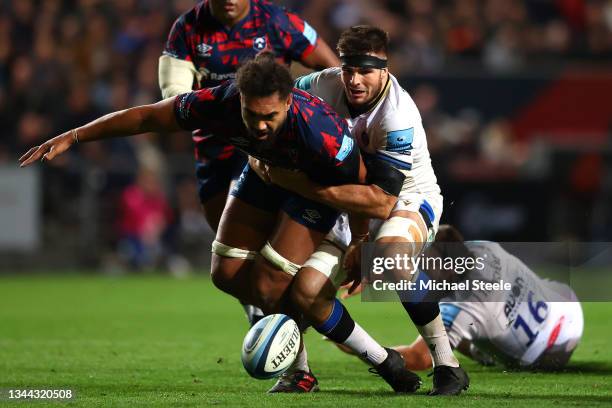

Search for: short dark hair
xmin=235 ymin=51 xmax=293 ymax=99
xmin=337 ymin=25 xmax=389 ymax=56
xmin=430 ymin=224 xmax=473 ymax=265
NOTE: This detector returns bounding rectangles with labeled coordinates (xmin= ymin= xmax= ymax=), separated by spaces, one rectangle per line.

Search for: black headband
xmin=340 ymin=55 xmax=388 ymax=69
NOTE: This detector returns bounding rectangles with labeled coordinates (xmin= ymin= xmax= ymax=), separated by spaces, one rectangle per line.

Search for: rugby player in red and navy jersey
xmin=159 ymin=0 xmax=339 ymax=231
xmin=20 ymin=54 xmax=420 ymax=394
xmin=159 ymin=0 xmax=338 ymax=337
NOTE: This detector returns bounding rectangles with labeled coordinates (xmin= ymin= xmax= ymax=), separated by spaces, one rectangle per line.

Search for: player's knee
xmin=210 ymin=240 xmax=257 ymax=296
xmin=290 ymin=277 xmax=318 ymax=314
xmin=210 ymin=259 xmax=235 ymax=295
xmin=291 ymin=267 xmax=336 ymax=320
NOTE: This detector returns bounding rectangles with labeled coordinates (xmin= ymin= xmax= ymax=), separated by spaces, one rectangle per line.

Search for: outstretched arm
xmin=19 ymin=98 xmax=179 ymax=167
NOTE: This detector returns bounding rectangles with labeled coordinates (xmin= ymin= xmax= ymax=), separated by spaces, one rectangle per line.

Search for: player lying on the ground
xmin=20 ymin=53 xmax=421 ymax=395
xmin=339 ymin=224 xmax=584 ymax=371
xmin=159 ymin=0 xmax=339 ymax=232
xmin=250 ymin=25 xmax=468 ymax=395
xmin=396 ymin=225 xmax=584 ymax=371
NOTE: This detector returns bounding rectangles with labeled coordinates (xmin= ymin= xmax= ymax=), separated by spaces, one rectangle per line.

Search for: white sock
xmin=288 ymin=343 xmax=310 ymax=373
xmin=417 ymin=314 xmax=459 ymax=367
xmin=343 ymin=323 xmax=388 ymax=366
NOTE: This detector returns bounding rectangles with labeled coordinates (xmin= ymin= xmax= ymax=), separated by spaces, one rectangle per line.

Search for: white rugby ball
xmin=241 ymin=314 xmax=301 ymax=379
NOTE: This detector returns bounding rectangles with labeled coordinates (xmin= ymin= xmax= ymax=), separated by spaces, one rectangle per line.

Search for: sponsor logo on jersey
xmin=335 ymin=135 xmax=354 ymax=161
xmin=177 ymin=94 xmax=190 ymax=121
xmin=302 ymin=21 xmax=317 ymax=46
xmin=303 ymin=209 xmax=321 ymax=224
xmin=196 ymin=43 xmax=213 ymax=57
xmin=386 ymin=128 xmax=414 ymax=152
xmin=199 ymin=67 xmax=236 ymax=81
xmin=504 ymin=277 xmax=525 ymax=318
xmin=253 ymin=36 xmax=267 ymax=51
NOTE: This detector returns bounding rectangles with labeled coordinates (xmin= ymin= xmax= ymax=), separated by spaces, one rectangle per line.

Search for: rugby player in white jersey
xmin=393 ymin=225 xmax=584 ymax=371
xmin=252 ymin=25 xmax=468 ymax=395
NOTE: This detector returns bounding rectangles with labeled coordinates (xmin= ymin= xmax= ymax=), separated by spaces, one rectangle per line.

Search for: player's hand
xmin=340 ymin=239 xmax=365 ymax=297
xmin=19 ymin=131 xmax=75 ymax=167
xmin=339 ymin=282 xmax=363 ymax=299
xmin=248 ymin=157 xmax=271 ymax=183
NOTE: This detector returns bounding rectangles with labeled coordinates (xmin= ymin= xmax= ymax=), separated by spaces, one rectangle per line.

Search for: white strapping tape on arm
xmin=158 ymin=55 xmax=200 ymax=98
xmin=211 ymin=240 xmax=257 ymax=260
xmin=260 ymin=241 xmax=301 ymax=276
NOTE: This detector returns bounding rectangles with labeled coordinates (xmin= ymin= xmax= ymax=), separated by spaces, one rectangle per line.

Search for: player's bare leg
xmin=290 ymin=264 xmax=421 ymax=393
xmin=201 ymin=191 xmax=228 ymax=232
xmin=210 ymin=195 xmax=276 ymax=305
xmin=201 ymin=163 xmax=265 ymax=325
xmin=248 ymin=212 xmax=326 ymax=314
xmin=246 ymin=213 xmax=328 ymax=394
xmin=376 ymin=210 xmax=468 ymax=396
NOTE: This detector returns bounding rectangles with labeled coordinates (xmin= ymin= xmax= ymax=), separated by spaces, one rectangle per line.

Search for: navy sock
xmin=314 ymin=299 xmax=355 ymax=343
xmin=401 ymin=300 xmax=440 ymax=326
xmin=398 ymin=270 xmax=440 ymax=326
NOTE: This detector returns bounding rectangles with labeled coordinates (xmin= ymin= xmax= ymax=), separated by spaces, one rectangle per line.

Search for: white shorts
xmin=521 ymin=295 xmax=584 ymax=367
xmin=546 ymin=299 xmax=584 ymax=352
xmin=372 ymin=192 xmax=443 ymax=242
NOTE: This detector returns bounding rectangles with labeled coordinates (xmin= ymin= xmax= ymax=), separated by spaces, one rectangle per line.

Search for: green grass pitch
xmin=1 ymin=275 xmax=611 ymax=407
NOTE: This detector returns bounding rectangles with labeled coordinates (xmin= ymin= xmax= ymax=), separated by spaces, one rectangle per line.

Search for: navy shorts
xmin=230 ymin=166 xmax=339 ymax=233
xmin=195 ymin=150 xmax=248 ymax=204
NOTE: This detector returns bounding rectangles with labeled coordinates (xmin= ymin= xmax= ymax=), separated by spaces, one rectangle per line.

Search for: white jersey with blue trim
xmin=296 ymin=67 xmax=440 ymax=198
xmin=440 ymin=241 xmax=583 ymax=367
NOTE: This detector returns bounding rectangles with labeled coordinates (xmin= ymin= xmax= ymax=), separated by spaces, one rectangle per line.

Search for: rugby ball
xmin=241 ymin=314 xmax=301 ymax=379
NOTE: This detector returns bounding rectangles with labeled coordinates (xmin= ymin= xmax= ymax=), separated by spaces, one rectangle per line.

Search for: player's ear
xmin=285 ymin=93 xmax=292 ymax=111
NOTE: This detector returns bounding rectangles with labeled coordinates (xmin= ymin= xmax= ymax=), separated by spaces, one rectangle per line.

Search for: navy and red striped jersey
xmin=164 ymin=0 xmax=318 ymax=89
xmin=174 ymin=82 xmax=361 ymax=186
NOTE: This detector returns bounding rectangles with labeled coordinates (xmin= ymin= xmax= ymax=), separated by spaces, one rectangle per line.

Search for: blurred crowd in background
xmin=293 ymin=0 xmax=612 ymax=71
xmin=0 ymin=0 xmax=611 ymax=272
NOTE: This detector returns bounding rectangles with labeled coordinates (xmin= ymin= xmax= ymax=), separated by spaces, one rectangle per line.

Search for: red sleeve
xmin=270 ymin=9 xmax=318 ymax=61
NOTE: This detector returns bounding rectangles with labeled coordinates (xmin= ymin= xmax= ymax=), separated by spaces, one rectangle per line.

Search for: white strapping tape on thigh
xmin=260 ymin=241 xmax=301 ymax=276
xmin=376 ymin=216 xmax=424 ymax=241
xmin=211 ymin=240 xmax=257 ymax=260
xmin=303 ymin=240 xmax=344 ymax=279
xmin=375 ymin=216 xmax=425 ymax=254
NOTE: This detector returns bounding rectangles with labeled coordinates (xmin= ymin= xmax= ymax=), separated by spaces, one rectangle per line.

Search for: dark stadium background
xmin=1 ymin=0 xmax=611 ymax=273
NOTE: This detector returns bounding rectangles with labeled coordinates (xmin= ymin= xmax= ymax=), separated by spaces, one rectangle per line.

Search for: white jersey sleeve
xmin=373 ymin=107 xmax=416 ymax=172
